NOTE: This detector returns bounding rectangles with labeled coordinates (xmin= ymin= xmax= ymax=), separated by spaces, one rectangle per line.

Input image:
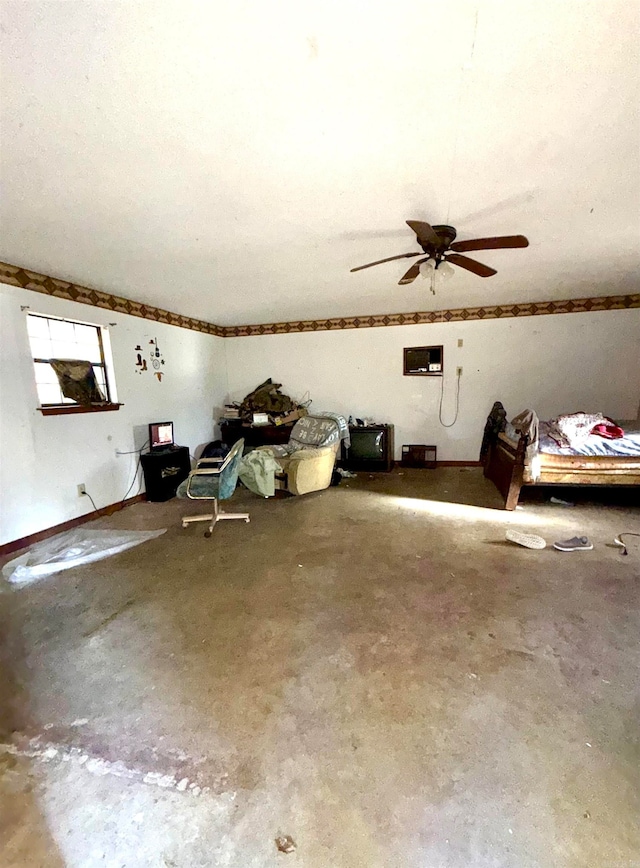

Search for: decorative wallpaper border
xmin=2 ymin=260 xmax=639 ymax=338
xmin=221 ymin=293 xmax=640 ymax=337
xmin=0 ymin=261 xmax=225 ymax=336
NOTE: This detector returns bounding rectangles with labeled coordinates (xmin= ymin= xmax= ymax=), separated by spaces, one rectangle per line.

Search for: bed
xmin=480 ymin=402 xmax=640 ymax=509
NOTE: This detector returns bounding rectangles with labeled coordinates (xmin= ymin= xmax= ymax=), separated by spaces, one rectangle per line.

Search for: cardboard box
xmin=274 ymin=408 xmax=308 ymax=426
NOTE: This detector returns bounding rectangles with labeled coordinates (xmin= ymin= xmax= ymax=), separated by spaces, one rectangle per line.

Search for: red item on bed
xmin=591 ymin=422 xmax=625 ymax=439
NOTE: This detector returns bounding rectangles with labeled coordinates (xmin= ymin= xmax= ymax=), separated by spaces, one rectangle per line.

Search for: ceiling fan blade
xmin=398 ymin=258 xmax=428 ymax=285
xmin=350 ymin=251 xmax=423 ymax=273
xmin=450 ymin=235 xmax=529 ymax=253
xmin=406 ymin=220 xmax=439 ymax=247
xmin=446 ymin=253 xmax=497 ymax=278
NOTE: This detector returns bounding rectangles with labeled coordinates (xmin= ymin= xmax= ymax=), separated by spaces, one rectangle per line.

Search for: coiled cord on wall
xmin=438 ymin=370 xmax=461 ymax=428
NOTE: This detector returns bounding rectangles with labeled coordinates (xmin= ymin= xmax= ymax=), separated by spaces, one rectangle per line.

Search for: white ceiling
xmin=1 ymin=0 xmax=639 ymax=326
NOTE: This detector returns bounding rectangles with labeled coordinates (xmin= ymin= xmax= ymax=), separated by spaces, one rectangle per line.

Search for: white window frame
xmin=26 ymin=312 xmax=120 ymax=416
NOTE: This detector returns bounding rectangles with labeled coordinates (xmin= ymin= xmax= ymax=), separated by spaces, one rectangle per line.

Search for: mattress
xmin=503 ymin=420 xmax=640 ymax=458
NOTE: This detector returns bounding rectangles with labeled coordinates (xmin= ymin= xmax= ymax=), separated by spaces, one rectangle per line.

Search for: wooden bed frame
xmin=480 ymin=402 xmax=640 ymax=510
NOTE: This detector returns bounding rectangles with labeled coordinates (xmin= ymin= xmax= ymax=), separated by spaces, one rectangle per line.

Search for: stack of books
xmin=222 ymin=404 xmax=241 ymax=420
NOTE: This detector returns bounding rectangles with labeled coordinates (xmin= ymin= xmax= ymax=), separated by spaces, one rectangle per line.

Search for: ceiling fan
xmin=350 ymin=220 xmax=529 ymax=286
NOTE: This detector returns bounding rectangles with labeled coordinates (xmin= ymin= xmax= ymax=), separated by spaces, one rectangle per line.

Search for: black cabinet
xmin=140 ymin=446 xmax=191 ymax=502
xmin=220 ymin=419 xmax=294 ymax=449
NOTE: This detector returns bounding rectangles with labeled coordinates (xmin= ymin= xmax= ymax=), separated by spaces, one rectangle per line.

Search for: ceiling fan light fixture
xmin=418 ymin=258 xmax=435 ymax=278
xmin=418 ymin=257 xmax=455 ymax=294
xmin=436 ymin=260 xmax=455 ymax=281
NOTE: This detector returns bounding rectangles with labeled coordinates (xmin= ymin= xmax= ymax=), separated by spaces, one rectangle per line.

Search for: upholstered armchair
xmin=257 ymin=415 xmax=343 ymax=495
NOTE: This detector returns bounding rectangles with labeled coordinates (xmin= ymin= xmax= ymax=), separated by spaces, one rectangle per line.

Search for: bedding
xmin=504 ymin=420 xmax=640 ymax=458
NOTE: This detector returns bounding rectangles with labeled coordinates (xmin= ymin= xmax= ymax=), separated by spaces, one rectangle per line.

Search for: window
xmin=27 ymin=313 xmax=119 ymax=415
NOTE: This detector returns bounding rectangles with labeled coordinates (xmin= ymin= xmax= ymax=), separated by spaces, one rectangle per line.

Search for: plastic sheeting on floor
xmin=2 ymin=528 xmax=166 ymax=586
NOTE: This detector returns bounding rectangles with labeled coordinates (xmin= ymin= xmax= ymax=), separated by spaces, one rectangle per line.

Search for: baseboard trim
xmin=393 ymin=461 xmax=482 ymax=470
xmin=0 ymin=494 xmax=147 ymax=557
xmin=396 ymin=460 xmax=482 ymax=469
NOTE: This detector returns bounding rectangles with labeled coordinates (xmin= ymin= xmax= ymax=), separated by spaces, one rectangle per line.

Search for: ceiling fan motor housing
xmin=429 ymin=225 xmax=457 ymax=252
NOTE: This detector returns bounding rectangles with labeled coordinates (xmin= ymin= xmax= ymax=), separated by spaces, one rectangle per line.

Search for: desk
xmin=220 ymin=420 xmax=294 ymax=448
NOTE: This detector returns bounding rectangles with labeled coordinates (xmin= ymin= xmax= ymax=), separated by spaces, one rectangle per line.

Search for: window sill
xmin=38 ymin=403 xmax=122 ymax=416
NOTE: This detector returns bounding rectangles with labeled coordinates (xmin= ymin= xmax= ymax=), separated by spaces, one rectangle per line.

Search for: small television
xmin=149 ymin=421 xmax=174 ymax=451
xmin=343 ymin=424 xmax=394 ymax=472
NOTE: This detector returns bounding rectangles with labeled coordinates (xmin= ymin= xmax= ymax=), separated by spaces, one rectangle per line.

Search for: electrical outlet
xmin=456 ymin=366 xmax=463 ymax=377
xmin=457 ymin=339 xmax=463 ymax=348
xmin=77 ymin=483 xmax=86 ymax=496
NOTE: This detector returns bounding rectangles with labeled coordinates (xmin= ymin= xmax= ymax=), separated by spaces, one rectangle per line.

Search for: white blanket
xmin=539 ymin=422 xmax=640 ymax=457
xmin=546 ymin=412 xmax=608 ymax=449
xmin=505 ymin=419 xmax=640 ymax=458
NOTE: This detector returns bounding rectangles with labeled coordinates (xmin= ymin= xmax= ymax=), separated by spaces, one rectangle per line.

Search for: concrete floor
xmin=1 ymin=468 xmax=639 ymax=867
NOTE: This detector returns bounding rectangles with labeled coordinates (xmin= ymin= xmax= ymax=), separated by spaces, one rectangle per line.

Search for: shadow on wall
xmin=133 ymin=423 xmax=149 ymax=453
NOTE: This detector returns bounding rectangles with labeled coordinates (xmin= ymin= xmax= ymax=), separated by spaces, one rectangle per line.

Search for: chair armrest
xmin=191 ymin=456 xmax=225 ymax=476
xmin=189 ymin=467 xmax=223 ymax=477
xmin=283 ymin=447 xmax=337 ymax=495
xmin=197 ymin=449 xmax=238 ymax=474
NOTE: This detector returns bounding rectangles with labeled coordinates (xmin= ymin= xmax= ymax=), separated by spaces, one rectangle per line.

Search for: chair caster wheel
xmin=182 ymin=522 xmax=188 ymax=528
xmin=245 ymin=518 xmax=250 ymax=523
xmin=204 ymin=531 xmax=212 ymax=538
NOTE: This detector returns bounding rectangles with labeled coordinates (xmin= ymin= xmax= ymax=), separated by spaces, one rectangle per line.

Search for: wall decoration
xmin=219 ymin=294 xmax=640 ymax=337
xmin=1 ymin=261 xmax=222 ymax=335
xmin=2 ymin=260 xmax=639 ymax=339
xmin=149 ymin=337 xmax=161 ymax=365
xmin=134 ymin=338 xmax=166 ymax=379
xmin=149 ymin=337 xmax=165 ymax=379
xmin=134 ymin=344 xmax=148 ymax=374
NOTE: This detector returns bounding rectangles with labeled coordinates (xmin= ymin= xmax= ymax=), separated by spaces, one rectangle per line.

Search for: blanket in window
xmin=49 ymin=359 xmax=106 ymax=406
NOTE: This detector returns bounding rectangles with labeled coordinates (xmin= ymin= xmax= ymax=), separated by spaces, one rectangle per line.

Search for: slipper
xmin=553 ymin=536 xmax=593 ymax=552
xmin=505 ymin=530 xmax=546 ymax=549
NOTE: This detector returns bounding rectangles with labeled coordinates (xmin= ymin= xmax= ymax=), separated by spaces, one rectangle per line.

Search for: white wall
xmin=3 ymin=291 xmax=638 ymax=546
xmin=224 ymin=310 xmax=640 ymax=462
xmin=0 ymin=283 xmax=228 ymax=545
